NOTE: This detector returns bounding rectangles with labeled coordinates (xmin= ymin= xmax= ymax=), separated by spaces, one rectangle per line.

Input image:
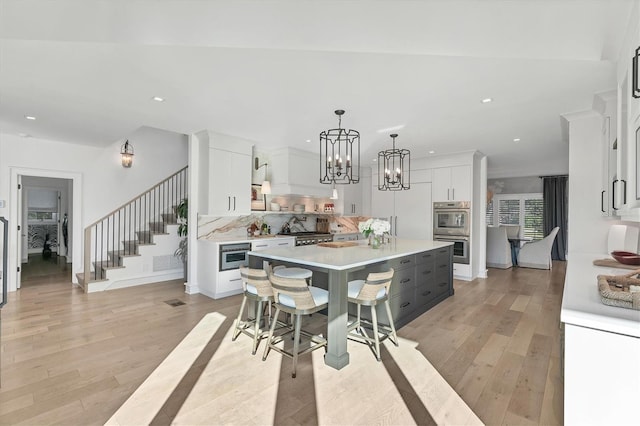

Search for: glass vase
xmin=371 ymin=235 xmax=381 ymax=249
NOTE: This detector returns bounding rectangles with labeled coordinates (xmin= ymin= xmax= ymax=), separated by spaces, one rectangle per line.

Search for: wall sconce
xmin=254 ymin=157 xmax=271 ymax=194
xmin=121 ymin=140 xmax=134 ymax=168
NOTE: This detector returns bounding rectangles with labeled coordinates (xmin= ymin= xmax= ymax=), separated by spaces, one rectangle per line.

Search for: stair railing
xmin=83 ymin=167 xmax=188 ymax=282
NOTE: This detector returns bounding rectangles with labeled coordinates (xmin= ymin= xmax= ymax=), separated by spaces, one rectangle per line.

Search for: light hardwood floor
xmin=0 ymin=262 xmax=565 ymax=425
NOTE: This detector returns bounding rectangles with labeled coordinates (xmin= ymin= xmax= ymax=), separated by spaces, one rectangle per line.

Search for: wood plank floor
xmin=0 ymin=262 xmax=565 ymax=425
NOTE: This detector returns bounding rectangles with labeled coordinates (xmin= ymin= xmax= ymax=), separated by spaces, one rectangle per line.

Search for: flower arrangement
xmin=358 ymin=218 xmax=391 ymax=237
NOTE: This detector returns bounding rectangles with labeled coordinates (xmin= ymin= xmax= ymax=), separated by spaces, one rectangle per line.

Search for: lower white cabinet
xmin=197 ymin=237 xmax=294 ymax=300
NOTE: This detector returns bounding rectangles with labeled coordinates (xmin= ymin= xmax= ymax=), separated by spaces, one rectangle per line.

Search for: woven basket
xmin=597 ymin=269 xmax=640 ymax=310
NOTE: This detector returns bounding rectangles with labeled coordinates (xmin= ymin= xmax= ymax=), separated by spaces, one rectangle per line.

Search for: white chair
xmin=486 ymin=226 xmax=513 ymax=269
xmin=517 ymin=227 xmax=560 ymax=270
xmin=502 ymin=225 xmax=521 ymax=240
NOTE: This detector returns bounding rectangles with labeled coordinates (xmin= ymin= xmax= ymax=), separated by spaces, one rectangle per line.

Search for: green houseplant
xmin=174 ymin=198 xmax=188 ymax=281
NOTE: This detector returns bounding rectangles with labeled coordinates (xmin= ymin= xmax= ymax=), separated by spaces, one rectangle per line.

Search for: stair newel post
xmin=84 ymin=226 xmax=92 ymax=283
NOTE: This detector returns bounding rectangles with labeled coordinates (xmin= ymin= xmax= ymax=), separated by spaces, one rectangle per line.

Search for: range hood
xmin=269 ymin=147 xmax=333 ymax=198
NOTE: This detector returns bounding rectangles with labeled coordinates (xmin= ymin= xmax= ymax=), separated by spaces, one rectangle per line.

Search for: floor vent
xmin=164 ymin=299 xmax=186 ymax=307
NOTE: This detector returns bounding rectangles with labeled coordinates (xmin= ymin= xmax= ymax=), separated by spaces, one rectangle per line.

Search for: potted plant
xmin=174 ymin=198 xmax=188 ymax=281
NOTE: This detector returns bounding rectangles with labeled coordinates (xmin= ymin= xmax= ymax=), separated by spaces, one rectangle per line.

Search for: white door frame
xmin=9 ymin=167 xmax=82 ymax=291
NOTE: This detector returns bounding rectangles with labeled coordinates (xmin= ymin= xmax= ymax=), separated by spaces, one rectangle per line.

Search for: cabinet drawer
xmin=434 ymin=261 xmax=450 ymax=281
xmin=388 ymin=255 xmax=415 ymax=271
xmin=415 ymin=263 xmax=435 ymax=286
xmin=416 ymin=282 xmax=438 ymax=306
xmin=390 ymin=267 xmax=415 ymax=296
xmin=416 ymin=251 xmax=435 ymax=265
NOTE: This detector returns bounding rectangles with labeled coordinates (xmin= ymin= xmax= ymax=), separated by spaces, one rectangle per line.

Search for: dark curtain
xmin=543 ymin=176 xmax=568 ymax=261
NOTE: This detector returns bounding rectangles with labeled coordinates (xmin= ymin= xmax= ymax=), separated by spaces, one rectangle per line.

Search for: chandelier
xmin=320 ymin=109 xmax=360 ymax=185
xmin=378 ymin=133 xmax=410 ymax=191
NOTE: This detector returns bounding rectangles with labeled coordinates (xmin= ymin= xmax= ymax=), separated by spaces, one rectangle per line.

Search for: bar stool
xmin=231 ymin=266 xmax=275 ymax=355
xmin=273 ymin=265 xmax=313 ymax=286
xmin=262 ymin=273 xmax=328 ymax=378
xmin=347 ymin=268 xmax=398 ymax=361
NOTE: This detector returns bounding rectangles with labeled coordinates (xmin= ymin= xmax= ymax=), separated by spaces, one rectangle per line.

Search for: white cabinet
xmin=370 ymin=180 xmax=432 ymax=240
xmin=599 ymin=93 xmax=618 ymax=216
xmin=432 ymin=165 xmax=471 ymax=202
xmin=208 ymin=148 xmax=251 ymax=216
xmin=251 ymin=237 xmax=295 ymax=251
xmin=341 ymin=182 xmax=364 ymax=215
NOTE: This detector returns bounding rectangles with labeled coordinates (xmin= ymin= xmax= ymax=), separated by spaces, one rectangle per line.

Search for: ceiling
xmin=0 ymin=0 xmax=633 ymax=178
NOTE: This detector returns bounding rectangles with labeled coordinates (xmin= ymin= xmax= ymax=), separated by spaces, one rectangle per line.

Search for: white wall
xmin=0 ymin=126 xmax=188 ymax=291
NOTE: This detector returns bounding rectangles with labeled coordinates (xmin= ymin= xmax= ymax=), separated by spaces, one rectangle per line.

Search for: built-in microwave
xmin=433 ymin=201 xmax=470 ymax=236
xmin=219 ymin=242 xmax=251 ymax=271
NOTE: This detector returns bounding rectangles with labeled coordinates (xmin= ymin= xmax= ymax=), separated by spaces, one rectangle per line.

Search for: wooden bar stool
xmin=347 ymin=268 xmax=398 ymax=361
xmin=231 ymin=266 xmax=275 ymax=355
xmin=262 ymin=273 xmax=328 ymax=378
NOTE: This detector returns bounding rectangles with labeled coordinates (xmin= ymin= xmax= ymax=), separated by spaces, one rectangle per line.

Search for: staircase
xmin=77 ymin=167 xmax=188 ymax=293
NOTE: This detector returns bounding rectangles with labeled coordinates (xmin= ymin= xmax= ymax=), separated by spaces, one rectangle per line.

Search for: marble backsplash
xmin=198 ymin=213 xmax=370 ymax=240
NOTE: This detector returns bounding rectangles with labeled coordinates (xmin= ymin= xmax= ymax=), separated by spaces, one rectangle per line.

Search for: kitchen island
xmin=561 ymin=253 xmax=640 ymax=425
xmin=248 ymin=238 xmax=453 ymax=370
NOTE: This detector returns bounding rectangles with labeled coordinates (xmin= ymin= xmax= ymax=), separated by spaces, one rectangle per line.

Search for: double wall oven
xmin=433 ymin=201 xmax=470 ymax=264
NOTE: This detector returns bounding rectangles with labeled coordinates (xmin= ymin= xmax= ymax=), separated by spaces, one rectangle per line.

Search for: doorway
xmin=9 ymin=168 xmax=81 ymax=292
xmin=20 ymin=179 xmax=72 ymax=286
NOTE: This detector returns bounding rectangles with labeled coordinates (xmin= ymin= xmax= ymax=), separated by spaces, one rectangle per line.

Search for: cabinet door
xmin=209 ymin=148 xmax=251 ymax=215
xmin=370 ymin=179 xmax=395 ymax=222
xmin=395 ymin=182 xmax=432 ymax=240
xmin=450 ymin=165 xmax=471 ymax=201
xmin=342 ymin=182 xmax=363 ymax=215
xmin=432 ymin=167 xmax=452 ymax=202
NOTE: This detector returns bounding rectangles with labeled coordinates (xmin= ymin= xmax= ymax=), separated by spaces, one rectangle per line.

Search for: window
xmin=488 ymin=193 xmax=544 ymax=241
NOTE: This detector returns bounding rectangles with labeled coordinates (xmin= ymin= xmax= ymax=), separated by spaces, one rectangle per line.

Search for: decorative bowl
xmin=611 ymin=250 xmax=640 ymax=265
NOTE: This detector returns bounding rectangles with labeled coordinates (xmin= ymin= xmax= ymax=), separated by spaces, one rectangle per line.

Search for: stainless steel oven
xmin=433 ymin=201 xmax=470 ymax=236
xmin=219 ymin=242 xmax=251 ymax=271
xmin=434 ymin=235 xmax=470 ymax=264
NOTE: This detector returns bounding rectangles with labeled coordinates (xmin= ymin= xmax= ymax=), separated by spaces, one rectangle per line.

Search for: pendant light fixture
xmin=121 ymin=140 xmax=134 ymax=168
xmin=254 ymin=157 xmax=271 ymax=194
xmin=378 ymin=133 xmax=410 ymax=191
xmin=320 ymin=109 xmax=360 ymax=185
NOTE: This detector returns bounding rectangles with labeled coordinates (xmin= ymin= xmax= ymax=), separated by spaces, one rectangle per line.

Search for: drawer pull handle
xmin=401 ymin=302 xmax=411 ymax=308
xmin=277 ymin=242 xmax=289 ymax=246
xmin=438 ymin=264 xmax=447 ymax=268
xmin=400 ymin=278 xmax=411 ymax=284
xmin=422 ymin=270 xmax=432 ymax=275
xmin=256 ymin=244 xmax=267 ymax=248
xmin=230 ymin=278 xmax=242 ymax=282
xmin=438 ymin=282 xmax=447 ymax=287
xmin=400 ymin=259 xmax=411 ymax=264
xmin=422 ymin=291 xmax=432 ymax=296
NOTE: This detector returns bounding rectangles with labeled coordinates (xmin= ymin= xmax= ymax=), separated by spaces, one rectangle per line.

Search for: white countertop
xmin=248 ymin=238 xmax=453 ymax=270
xmin=561 ymin=252 xmax=640 ymax=338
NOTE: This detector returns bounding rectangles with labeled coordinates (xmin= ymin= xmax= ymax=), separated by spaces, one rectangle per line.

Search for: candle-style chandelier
xmin=378 ymin=133 xmax=410 ymax=191
xmin=320 ymin=109 xmax=360 ymax=185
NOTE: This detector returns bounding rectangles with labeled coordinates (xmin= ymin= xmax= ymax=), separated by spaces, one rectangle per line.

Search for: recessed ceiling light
xmin=24 ymin=115 xmax=36 ymax=120
xmin=513 ymin=138 xmax=521 ymax=142
xmin=152 ymin=96 xmax=165 ymax=102
xmin=428 ymin=150 xmax=435 ymax=154
xmin=481 ymin=98 xmax=493 ymax=104
xmin=306 ymin=139 xmax=311 ymax=143
xmin=376 ymin=124 xmax=405 ymax=133
xmin=372 ymin=158 xmax=377 ymax=162
xmin=18 ymin=132 xmax=29 ymax=137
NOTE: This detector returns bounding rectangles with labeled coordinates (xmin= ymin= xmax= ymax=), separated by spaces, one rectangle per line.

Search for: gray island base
xmin=248 ymin=238 xmax=454 ymax=370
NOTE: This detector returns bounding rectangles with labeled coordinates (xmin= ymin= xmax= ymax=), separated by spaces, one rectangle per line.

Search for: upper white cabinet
xmin=432 ymin=165 xmax=471 ymax=202
xmin=209 ymin=148 xmax=251 ymax=215
xmin=595 ymin=91 xmax=618 ymax=216
xmin=197 ymin=131 xmax=253 ymax=216
xmin=341 ymin=182 xmax=363 ymax=215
